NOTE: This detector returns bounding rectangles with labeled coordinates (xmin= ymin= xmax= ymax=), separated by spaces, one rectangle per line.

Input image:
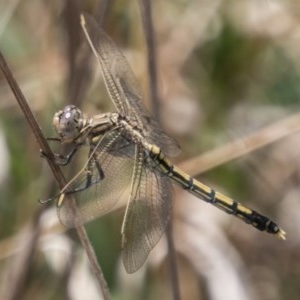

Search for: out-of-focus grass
xmin=1 ymin=1 xmax=300 ymax=299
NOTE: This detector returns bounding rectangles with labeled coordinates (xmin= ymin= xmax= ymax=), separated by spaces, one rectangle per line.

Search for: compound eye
xmin=53 ymin=105 xmax=83 ymax=140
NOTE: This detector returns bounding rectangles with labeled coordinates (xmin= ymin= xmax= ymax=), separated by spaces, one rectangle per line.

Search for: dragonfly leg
xmin=66 ymin=174 xmax=93 ymax=194
xmin=40 ymin=146 xmax=79 ymax=166
xmin=94 ymin=157 xmax=105 ymax=181
xmin=38 ymin=192 xmax=60 ymax=204
xmin=64 ymin=149 xmax=105 ymax=195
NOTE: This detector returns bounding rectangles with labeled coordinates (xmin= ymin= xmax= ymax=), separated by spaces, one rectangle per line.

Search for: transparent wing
xmin=142 ymin=117 xmax=181 ymax=157
xmin=81 ymin=13 xmax=180 ymax=157
xmin=121 ymin=145 xmax=173 ymax=273
xmin=58 ymin=130 xmax=135 ymax=228
xmin=81 ymin=13 xmax=143 ymax=122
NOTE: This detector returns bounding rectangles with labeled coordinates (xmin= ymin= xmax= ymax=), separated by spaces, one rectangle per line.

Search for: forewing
xmin=81 ymin=14 xmax=143 ymax=123
xmin=81 ymin=14 xmax=181 ymax=157
xmin=121 ymin=146 xmax=173 ymax=273
xmin=58 ymin=130 xmax=135 ymax=228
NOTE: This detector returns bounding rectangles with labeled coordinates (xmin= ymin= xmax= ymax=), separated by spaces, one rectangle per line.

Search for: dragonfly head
xmin=53 ymin=105 xmax=85 ymax=141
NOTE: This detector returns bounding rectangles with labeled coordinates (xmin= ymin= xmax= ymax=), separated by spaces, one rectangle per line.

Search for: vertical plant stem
xmin=138 ymin=1 xmax=181 ymax=299
xmin=0 ymin=50 xmax=111 ymax=300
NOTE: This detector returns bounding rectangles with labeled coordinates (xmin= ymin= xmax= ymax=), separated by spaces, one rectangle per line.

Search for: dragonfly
xmin=43 ymin=13 xmax=285 ymax=274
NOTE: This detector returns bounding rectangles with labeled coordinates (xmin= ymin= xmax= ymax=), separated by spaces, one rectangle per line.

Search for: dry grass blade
xmin=179 ymin=112 xmax=300 ymax=177
xmin=0 ymin=50 xmax=111 ymax=300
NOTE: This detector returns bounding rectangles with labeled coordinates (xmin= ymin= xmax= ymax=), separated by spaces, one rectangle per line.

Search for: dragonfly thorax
xmin=53 ymin=105 xmax=86 ymax=142
xmin=118 ymin=116 xmax=146 ymax=144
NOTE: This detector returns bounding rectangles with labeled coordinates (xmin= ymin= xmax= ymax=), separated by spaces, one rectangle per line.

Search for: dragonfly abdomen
xmin=147 ymin=143 xmax=285 ymax=239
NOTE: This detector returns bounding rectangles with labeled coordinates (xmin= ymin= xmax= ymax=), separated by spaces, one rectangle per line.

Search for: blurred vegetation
xmin=1 ymin=0 xmax=300 ymax=299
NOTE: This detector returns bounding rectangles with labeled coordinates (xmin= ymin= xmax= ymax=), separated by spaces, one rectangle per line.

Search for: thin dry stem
xmin=0 ymin=50 xmax=110 ymax=300
xmin=139 ymin=1 xmax=181 ymax=299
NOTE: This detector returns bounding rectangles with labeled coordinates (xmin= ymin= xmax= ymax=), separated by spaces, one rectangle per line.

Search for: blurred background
xmin=1 ymin=0 xmax=300 ymax=299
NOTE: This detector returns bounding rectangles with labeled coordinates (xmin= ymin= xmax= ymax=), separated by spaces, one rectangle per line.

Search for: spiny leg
xmin=40 ymin=137 xmax=80 ymax=166
xmin=64 ymin=147 xmax=105 ymax=195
